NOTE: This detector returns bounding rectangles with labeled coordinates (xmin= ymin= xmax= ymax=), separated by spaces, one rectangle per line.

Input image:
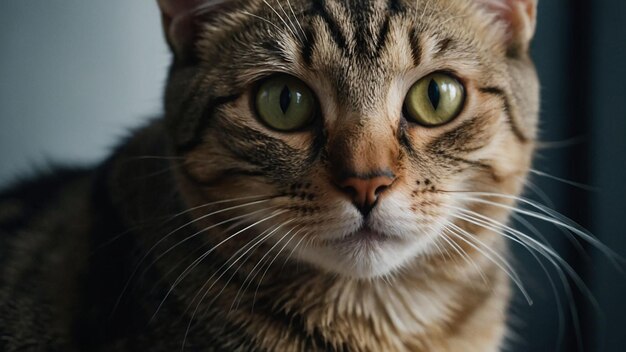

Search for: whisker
xmin=241 ymin=10 xmax=284 ymax=33
xmin=444 ymin=223 xmax=531 ymax=304
xmin=520 ymin=177 xmax=587 ymax=255
xmin=142 ymin=206 xmax=277 ymax=279
xmin=508 ymin=212 xmax=573 ymax=349
xmin=279 ymin=228 xmax=310 ymax=272
xmin=286 ymin=0 xmax=306 ymax=39
xmin=455 ymin=193 xmax=623 ymax=266
xmin=152 ymin=209 xmax=288 ymax=321
xmin=261 ymin=0 xmax=300 ymax=42
xmin=250 ymin=226 xmax=302 ymax=312
xmin=529 ymin=169 xmax=598 ymax=191
xmin=439 ymin=226 xmax=489 ymax=283
xmin=275 ymin=0 xmax=304 ymax=43
xmin=186 ymin=224 xmax=282 ymax=317
xmin=446 ymin=204 xmax=600 ymax=314
xmin=112 ymin=196 xmax=274 ymax=315
xmin=429 ymin=232 xmax=453 ymax=264
xmin=146 ymin=216 xmax=261 ymax=296
xmin=447 ymin=206 xmax=587 ymax=349
xmin=229 ymin=221 xmax=297 ymax=312
xmin=182 ymin=219 xmax=293 ymax=350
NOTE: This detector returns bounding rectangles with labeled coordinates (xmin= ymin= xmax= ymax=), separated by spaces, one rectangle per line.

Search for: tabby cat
xmin=0 ymin=0 xmax=539 ymax=350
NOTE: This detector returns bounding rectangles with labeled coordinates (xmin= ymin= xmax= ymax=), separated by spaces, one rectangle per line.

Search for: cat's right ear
xmin=475 ymin=0 xmax=538 ymax=55
xmin=157 ymin=0 xmax=232 ymax=62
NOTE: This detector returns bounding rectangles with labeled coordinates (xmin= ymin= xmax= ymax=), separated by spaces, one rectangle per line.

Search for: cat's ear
xmin=157 ymin=0 xmax=232 ymax=61
xmin=475 ymin=0 xmax=538 ymax=54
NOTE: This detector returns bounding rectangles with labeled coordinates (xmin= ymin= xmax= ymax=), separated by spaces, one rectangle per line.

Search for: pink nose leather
xmin=340 ymin=175 xmax=395 ymax=215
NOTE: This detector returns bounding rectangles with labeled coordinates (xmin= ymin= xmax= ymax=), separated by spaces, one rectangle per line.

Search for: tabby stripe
xmin=442 ymin=154 xmax=490 ymax=169
xmin=364 ymin=0 xmax=404 ymax=59
xmin=180 ymin=167 xmax=264 ymax=187
xmin=349 ymin=1 xmax=373 ymax=57
xmin=479 ymin=86 xmax=528 ymax=143
xmin=310 ymin=0 xmax=349 ymax=53
xmin=175 ymin=93 xmax=242 ymax=153
xmin=439 ymin=153 xmax=500 ymax=181
xmin=301 ymin=26 xmax=316 ymax=66
xmin=429 ymin=117 xmax=488 ymax=154
xmin=170 ymin=77 xmax=205 ymax=149
xmin=409 ymin=28 xmax=422 ymax=66
xmin=388 ymin=0 xmax=404 ymax=14
xmin=433 ymin=38 xmax=454 ymax=57
xmin=374 ymin=15 xmax=392 ymax=56
xmin=398 ymin=118 xmax=418 ymax=158
xmin=261 ymin=39 xmax=291 ymax=64
xmin=251 ymin=293 xmax=336 ymax=350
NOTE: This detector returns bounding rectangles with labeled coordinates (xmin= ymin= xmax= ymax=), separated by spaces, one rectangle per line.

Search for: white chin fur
xmin=289 ymin=196 xmax=447 ymax=279
xmin=295 ymin=237 xmax=427 ymax=279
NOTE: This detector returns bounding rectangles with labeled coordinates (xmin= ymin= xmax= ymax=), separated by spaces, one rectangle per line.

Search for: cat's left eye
xmin=255 ymin=75 xmax=316 ymax=132
xmin=403 ymin=73 xmax=465 ymax=127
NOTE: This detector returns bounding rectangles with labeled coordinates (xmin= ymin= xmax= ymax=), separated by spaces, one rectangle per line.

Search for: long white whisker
xmin=508 ymin=212 xmax=572 ymax=349
xmin=275 ymin=0 xmax=304 ymax=43
xmin=429 ymin=232 xmax=453 ymax=263
xmin=446 ymin=222 xmax=521 ymax=283
xmin=182 ymin=219 xmax=292 ymax=350
xmin=146 ymin=216 xmax=260 ymax=295
xmin=186 ymin=223 xmax=282 ymax=317
xmin=250 ymin=226 xmax=303 ymax=312
xmin=444 ymin=223 xmax=531 ymax=304
xmin=529 ymin=169 xmax=598 ymax=191
xmin=450 ymin=207 xmax=586 ymax=349
xmin=518 ymin=180 xmax=588 ymax=256
xmin=446 ymin=204 xmax=600 ymax=315
xmin=262 ymin=0 xmax=300 ymax=42
xmin=113 ymin=197 xmax=273 ymax=314
xmin=152 ymin=209 xmax=288 ymax=321
xmin=229 ymin=221 xmax=296 ymax=312
xmin=147 ymin=206 xmax=278 ymax=276
xmin=439 ymin=226 xmax=489 ymax=283
xmin=241 ymin=10 xmax=284 ymax=33
xmin=286 ymin=0 xmax=306 ymax=39
xmin=455 ymin=193 xmax=622 ymax=266
xmin=280 ymin=228 xmax=310 ymax=271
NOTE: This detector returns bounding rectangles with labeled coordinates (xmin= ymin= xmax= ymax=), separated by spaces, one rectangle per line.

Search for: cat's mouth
xmin=331 ymin=225 xmax=400 ymax=246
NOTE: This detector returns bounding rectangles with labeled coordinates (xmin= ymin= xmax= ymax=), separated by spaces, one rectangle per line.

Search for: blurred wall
xmin=0 ymin=0 xmax=169 ymax=183
xmin=0 ymin=1 xmax=624 ymax=351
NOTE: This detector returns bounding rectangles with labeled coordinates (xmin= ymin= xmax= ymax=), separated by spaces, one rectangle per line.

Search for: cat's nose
xmin=339 ymin=173 xmax=395 ymax=216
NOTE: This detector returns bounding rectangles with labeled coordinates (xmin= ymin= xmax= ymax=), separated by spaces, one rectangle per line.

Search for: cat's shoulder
xmin=0 ymin=166 xmax=96 ymax=351
xmin=0 ymin=166 xmax=94 ymax=231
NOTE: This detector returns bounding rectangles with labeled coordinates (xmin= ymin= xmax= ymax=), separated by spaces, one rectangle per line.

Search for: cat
xmin=0 ymin=0 xmax=540 ymax=351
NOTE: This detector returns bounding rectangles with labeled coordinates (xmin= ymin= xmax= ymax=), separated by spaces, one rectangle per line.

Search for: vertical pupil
xmin=279 ymin=85 xmax=291 ymax=114
xmin=428 ymin=79 xmax=440 ymax=110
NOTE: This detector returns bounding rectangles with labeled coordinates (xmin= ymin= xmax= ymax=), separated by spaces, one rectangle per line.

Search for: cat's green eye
xmin=404 ymin=73 xmax=465 ymax=127
xmin=255 ymin=75 xmax=316 ymax=132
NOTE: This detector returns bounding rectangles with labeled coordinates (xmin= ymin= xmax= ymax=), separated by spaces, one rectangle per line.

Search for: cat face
xmin=160 ymin=0 xmax=539 ymax=279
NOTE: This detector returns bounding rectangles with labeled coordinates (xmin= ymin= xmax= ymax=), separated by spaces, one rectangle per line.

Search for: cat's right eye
xmin=255 ymin=75 xmax=316 ymax=132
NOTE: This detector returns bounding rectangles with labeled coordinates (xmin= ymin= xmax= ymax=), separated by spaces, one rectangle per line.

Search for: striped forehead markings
xmin=306 ymin=0 xmax=406 ymax=61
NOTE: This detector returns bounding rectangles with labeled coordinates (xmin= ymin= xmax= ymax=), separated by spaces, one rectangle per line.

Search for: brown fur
xmin=0 ymin=0 xmax=540 ymax=351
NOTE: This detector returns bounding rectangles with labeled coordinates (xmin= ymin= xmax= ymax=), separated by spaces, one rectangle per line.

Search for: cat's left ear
xmin=157 ymin=0 xmax=231 ymax=61
xmin=475 ymin=0 xmax=538 ymax=54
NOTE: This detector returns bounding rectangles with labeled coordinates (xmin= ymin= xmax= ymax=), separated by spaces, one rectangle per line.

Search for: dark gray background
xmin=0 ymin=1 xmax=624 ymax=351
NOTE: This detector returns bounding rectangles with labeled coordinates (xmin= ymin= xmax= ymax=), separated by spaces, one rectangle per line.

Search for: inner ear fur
xmin=157 ymin=0 xmax=234 ymax=63
xmin=475 ymin=0 xmax=538 ymax=55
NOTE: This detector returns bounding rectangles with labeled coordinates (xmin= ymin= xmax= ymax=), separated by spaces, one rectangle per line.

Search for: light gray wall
xmin=0 ymin=1 xmax=170 ymax=183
